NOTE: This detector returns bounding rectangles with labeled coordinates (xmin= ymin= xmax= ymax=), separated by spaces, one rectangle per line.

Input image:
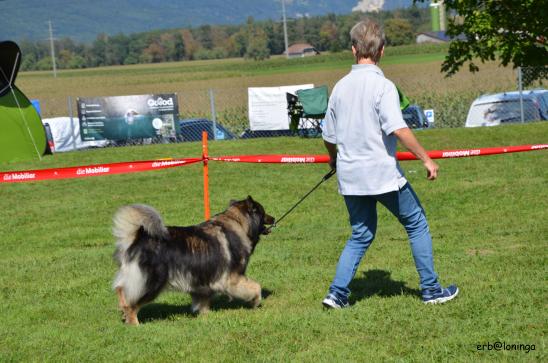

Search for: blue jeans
xmin=328 ymin=183 xmax=440 ymax=301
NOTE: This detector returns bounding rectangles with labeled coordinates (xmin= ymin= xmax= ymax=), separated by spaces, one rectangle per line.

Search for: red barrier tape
xmin=399 ymin=144 xmax=548 ymax=160
xmin=212 ymin=144 xmax=547 ymax=163
xmin=210 ymin=155 xmax=330 ymax=163
xmin=0 ymin=158 xmax=202 ymax=183
xmin=1 ymin=144 xmax=545 ymax=183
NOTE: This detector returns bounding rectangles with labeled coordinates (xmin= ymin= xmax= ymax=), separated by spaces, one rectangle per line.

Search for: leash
xmin=266 ymin=169 xmax=336 ymax=232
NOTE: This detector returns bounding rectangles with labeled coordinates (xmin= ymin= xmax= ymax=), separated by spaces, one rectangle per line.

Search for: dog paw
xmin=250 ymin=296 xmax=262 ymax=308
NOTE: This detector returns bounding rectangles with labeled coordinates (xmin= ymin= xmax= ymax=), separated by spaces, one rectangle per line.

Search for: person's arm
xmin=324 ymin=140 xmax=337 ymax=170
xmin=393 ymin=127 xmax=438 ymax=180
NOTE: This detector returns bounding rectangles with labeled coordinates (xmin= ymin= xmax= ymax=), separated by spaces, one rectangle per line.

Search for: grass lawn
xmin=0 ymin=122 xmax=546 ymax=362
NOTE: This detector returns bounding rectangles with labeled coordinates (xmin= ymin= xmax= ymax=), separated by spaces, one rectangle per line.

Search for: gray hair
xmin=350 ymin=19 xmax=385 ymax=63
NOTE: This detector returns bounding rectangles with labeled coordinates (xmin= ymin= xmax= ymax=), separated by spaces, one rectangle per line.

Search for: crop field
xmin=17 ymin=44 xmax=527 ymax=132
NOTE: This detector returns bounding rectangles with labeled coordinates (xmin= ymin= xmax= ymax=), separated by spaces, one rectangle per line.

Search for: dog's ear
xmin=229 ymin=199 xmax=238 ymax=206
xmin=245 ymin=196 xmax=255 ymax=210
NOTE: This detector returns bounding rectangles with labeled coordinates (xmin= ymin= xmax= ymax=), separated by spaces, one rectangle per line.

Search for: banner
xmin=211 ymin=155 xmax=330 ymax=163
xmin=212 ymin=144 xmax=548 ymax=163
xmin=1 ymin=144 xmax=545 ymax=183
xmin=0 ymin=158 xmax=201 ymax=183
xmin=248 ymin=84 xmax=313 ymax=131
xmin=397 ymin=144 xmax=548 ymax=160
xmin=43 ymin=117 xmax=108 ymax=152
xmin=77 ymin=94 xmax=179 ymax=142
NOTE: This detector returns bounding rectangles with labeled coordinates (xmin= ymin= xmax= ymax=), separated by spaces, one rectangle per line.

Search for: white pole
xmin=518 ymin=67 xmax=524 ymax=123
xmin=48 ymin=20 xmax=57 ymax=78
xmin=209 ymin=89 xmax=217 ymax=140
xmin=68 ymin=96 xmax=77 ymax=150
xmin=282 ymin=0 xmax=289 ymax=58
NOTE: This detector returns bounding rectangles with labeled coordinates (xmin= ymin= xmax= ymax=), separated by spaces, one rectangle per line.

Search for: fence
xmin=38 ymin=66 xmax=546 ymax=152
xmin=3 ymin=130 xmax=546 ymax=221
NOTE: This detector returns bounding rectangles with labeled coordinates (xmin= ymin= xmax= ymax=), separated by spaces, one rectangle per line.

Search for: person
xmin=321 ymin=19 xmax=458 ymax=308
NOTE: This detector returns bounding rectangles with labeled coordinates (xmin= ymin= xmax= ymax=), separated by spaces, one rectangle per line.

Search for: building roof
xmin=285 ymin=43 xmax=319 ymax=55
xmin=417 ymin=31 xmax=466 ymax=42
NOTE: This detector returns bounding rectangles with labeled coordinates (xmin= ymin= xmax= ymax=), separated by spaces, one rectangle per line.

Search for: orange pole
xmin=202 ymin=131 xmax=210 ymax=220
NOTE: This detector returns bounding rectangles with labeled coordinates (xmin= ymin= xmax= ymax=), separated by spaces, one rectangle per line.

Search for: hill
xmin=0 ymin=0 xmax=417 ymax=42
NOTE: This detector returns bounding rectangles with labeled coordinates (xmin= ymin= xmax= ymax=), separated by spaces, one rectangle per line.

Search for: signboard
xmin=424 ymin=109 xmax=435 ymax=125
xmin=76 ymin=94 xmax=179 ymax=141
xmin=248 ymin=84 xmax=313 ymax=130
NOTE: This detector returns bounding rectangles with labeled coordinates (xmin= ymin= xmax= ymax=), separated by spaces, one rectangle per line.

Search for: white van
xmin=465 ymin=89 xmax=548 ymax=127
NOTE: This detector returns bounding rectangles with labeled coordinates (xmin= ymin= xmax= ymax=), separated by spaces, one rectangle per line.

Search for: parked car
xmin=43 ymin=122 xmax=55 ymax=154
xmin=178 ymin=118 xmax=235 ymax=142
xmin=402 ymin=104 xmax=431 ymax=129
xmin=240 ymin=104 xmax=430 ymax=139
xmin=465 ymin=89 xmax=548 ymax=127
xmin=239 ymin=128 xmax=320 ymax=139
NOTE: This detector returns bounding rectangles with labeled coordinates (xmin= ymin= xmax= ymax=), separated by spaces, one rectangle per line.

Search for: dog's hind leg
xmin=116 ymin=286 xmax=128 ymax=321
xmin=116 ymin=287 xmax=141 ymax=325
xmin=190 ymin=293 xmax=212 ymax=314
xmin=226 ymin=275 xmax=262 ymax=308
xmin=125 ymin=305 xmax=141 ymax=326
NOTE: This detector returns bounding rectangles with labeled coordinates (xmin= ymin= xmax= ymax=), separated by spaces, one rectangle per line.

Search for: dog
xmin=112 ymin=196 xmax=274 ymax=325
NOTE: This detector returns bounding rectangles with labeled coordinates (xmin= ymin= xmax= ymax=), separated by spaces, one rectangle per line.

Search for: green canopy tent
xmin=0 ymin=40 xmax=48 ymax=163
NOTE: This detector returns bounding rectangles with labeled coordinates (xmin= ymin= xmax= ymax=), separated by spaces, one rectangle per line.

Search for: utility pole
xmin=281 ymin=0 xmax=289 ymax=58
xmin=48 ymin=20 xmax=57 ymax=78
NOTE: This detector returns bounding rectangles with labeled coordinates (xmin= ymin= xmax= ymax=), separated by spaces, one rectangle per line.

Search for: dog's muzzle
xmin=261 ymin=217 xmax=275 ymax=235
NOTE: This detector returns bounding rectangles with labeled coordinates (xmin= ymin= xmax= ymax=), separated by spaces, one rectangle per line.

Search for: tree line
xmin=18 ymin=8 xmax=431 ymax=71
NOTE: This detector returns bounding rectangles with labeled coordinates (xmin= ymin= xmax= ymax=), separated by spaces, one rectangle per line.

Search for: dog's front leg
xmin=190 ymin=293 xmax=212 ymax=314
xmin=227 ymin=275 xmax=262 ymax=308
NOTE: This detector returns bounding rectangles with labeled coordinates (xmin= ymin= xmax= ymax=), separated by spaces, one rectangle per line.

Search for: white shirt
xmin=322 ymin=64 xmax=408 ymax=195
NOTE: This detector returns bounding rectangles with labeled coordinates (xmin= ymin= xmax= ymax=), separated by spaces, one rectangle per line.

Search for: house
xmin=416 ymin=31 xmax=466 ymax=44
xmin=285 ymin=43 xmax=320 ymax=58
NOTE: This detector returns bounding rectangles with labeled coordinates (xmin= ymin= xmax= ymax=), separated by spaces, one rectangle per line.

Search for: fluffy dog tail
xmin=113 ymin=204 xmax=169 ymax=254
xmin=112 ymin=205 xmax=169 ymax=305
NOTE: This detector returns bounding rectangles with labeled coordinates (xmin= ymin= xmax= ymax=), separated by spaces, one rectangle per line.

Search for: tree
xmin=180 ymin=29 xmax=199 ymax=60
xmin=384 ymin=18 xmax=414 ymax=46
xmin=89 ymin=33 xmax=109 ymax=67
xmin=67 ymin=54 xmax=86 ymax=69
xmin=195 ymin=25 xmax=213 ymax=50
xmin=262 ymin=20 xmax=285 ymax=55
xmin=106 ymin=34 xmax=130 ymax=65
xmin=242 ymin=16 xmax=270 ymax=61
xmin=57 ymin=49 xmax=74 ymax=69
xmin=228 ymin=30 xmax=248 ymax=57
xmin=319 ymin=20 xmax=338 ymax=51
xmin=415 ymin=0 xmax=547 ymax=79
xmin=245 ymin=27 xmax=270 ymax=61
xmin=141 ymin=42 xmax=166 ymax=63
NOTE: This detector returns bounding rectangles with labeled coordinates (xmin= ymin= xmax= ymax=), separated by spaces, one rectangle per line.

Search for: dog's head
xmin=230 ymin=196 xmax=275 ymax=241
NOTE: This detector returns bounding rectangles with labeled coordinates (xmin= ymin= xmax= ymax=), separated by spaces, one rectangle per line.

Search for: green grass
xmin=1 ymin=123 xmax=547 ymax=362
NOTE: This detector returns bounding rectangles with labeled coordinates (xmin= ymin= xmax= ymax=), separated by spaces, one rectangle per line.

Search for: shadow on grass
xmin=138 ymin=288 xmax=273 ymax=324
xmin=348 ymin=269 xmax=420 ymax=304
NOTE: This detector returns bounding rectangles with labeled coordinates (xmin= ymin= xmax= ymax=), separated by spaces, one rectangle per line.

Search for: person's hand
xmin=424 ymin=159 xmax=438 ymax=180
xmin=329 ymin=157 xmax=336 ymax=171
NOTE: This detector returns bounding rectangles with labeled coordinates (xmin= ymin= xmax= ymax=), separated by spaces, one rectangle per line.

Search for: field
xmin=2 ymin=47 xmax=547 ymax=362
xmin=17 ymin=44 xmax=523 ymax=131
xmin=1 ymin=121 xmax=547 ymax=361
